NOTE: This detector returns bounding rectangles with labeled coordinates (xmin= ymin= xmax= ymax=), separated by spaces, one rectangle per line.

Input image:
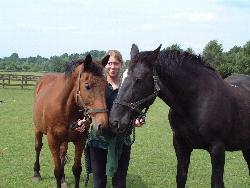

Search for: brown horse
xmin=32 ymin=54 xmax=109 ymax=188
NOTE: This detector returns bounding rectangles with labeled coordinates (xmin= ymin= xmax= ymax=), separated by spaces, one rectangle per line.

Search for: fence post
xmin=8 ymin=74 xmax=10 ymax=85
xmin=21 ymin=75 xmax=24 ymax=89
xmin=25 ymin=75 xmax=27 ymax=86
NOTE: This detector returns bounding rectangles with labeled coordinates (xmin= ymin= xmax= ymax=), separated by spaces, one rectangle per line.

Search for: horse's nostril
xmin=121 ymin=128 xmax=126 ymax=133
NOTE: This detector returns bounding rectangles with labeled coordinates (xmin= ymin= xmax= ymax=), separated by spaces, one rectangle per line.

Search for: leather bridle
xmin=75 ymin=67 xmax=109 ymax=120
xmin=113 ymin=67 xmax=160 ymax=119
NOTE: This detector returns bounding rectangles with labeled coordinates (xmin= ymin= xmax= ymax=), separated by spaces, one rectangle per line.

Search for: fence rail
xmin=0 ymin=73 xmax=42 ymax=88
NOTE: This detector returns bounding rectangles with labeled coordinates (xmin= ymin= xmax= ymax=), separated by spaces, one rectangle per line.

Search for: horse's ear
xmin=154 ymin=44 xmax=162 ymax=54
xmin=148 ymin=44 xmax=162 ymax=65
xmin=101 ymin=55 xmax=110 ymax=67
xmin=130 ymin=44 xmax=139 ymax=61
xmin=84 ymin=54 xmax=92 ymax=70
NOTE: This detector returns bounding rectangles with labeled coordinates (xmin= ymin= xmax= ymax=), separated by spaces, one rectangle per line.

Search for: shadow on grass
xmin=127 ymin=173 xmax=148 ymax=187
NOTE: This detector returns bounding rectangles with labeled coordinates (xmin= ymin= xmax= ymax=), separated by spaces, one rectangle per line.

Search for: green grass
xmin=0 ymin=88 xmax=250 ymax=187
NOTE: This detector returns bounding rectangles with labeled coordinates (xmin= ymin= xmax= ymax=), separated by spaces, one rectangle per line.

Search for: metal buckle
xmin=129 ymin=102 xmax=135 ymax=109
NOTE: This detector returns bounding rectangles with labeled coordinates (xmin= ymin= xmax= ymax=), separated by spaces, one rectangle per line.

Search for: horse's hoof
xmin=32 ymin=176 xmax=42 ymax=182
xmin=61 ymin=181 xmax=68 ymax=188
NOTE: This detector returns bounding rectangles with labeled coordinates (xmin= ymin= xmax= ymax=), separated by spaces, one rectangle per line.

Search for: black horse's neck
xmin=155 ymin=64 xmax=186 ymax=116
xmin=154 ymin=50 xmax=222 ymax=116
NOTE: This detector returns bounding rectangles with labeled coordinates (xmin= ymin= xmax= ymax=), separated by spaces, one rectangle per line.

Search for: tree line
xmin=0 ymin=50 xmax=106 ymax=73
xmin=0 ymin=40 xmax=249 ymax=78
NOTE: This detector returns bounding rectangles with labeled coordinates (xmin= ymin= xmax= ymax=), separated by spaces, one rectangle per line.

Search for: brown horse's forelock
xmin=64 ymin=59 xmax=104 ymax=77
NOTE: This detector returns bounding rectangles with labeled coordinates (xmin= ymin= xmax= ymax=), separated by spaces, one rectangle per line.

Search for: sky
xmin=0 ymin=0 xmax=250 ymax=60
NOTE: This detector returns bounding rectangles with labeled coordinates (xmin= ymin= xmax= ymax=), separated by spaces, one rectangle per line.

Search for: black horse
xmin=109 ymin=44 xmax=250 ymax=188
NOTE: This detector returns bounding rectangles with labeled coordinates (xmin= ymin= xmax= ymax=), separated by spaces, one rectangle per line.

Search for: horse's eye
xmin=85 ymin=84 xmax=91 ymax=90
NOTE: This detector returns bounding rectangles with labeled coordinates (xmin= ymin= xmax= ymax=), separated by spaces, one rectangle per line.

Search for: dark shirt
xmin=106 ymin=83 xmax=119 ymax=112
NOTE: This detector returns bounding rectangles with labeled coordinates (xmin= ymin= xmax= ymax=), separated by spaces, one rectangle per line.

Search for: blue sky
xmin=0 ymin=0 xmax=249 ymax=60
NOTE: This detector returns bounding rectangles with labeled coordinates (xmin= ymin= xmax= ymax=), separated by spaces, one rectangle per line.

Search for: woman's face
xmin=105 ymin=56 xmax=122 ymax=78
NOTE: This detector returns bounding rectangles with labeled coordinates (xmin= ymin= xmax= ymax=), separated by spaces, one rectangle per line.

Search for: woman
xmin=76 ymin=50 xmax=144 ymax=188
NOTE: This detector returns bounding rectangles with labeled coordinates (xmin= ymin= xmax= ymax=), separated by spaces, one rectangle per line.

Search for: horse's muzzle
xmin=96 ymin=125 xmax=115 ymax=138
xmin=110 ymin=120 xmax=127 ymax=134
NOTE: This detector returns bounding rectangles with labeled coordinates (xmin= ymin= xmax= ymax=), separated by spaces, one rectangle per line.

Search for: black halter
xmin=113 ymin=67 xmax=160 ymax=118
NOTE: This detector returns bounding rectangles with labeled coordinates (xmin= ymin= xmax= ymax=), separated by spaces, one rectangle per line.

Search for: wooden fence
xmin=0 ymin=73 xmax=42 ymax=88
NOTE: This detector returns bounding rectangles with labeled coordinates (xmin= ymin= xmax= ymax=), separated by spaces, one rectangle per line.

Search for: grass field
xmin=0 ymin=87 xmax=250 ymax=188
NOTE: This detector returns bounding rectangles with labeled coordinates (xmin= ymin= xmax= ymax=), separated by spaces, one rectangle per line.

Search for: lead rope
xmin=84 ymin=129 xmax=91 ymax=187
xmin=131 ymin=124 xmax=136 ymax=144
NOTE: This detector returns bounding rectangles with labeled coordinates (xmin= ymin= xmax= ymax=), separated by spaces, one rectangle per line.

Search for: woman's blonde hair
xmin=107 ymin=50 xmax=124 ymax=64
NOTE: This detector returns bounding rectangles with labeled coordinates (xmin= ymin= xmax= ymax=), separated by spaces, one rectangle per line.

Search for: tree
xmin=186 ymin=47 xmax=195 ymax=54
xmin=202 ymin=40 xmax=224 ymax=66
xmin=243 ymin=41 xmax=250 ymax=56
xmin=163 ymin=43 xmax=183 ymax=51
xmin=9 ymin=53 xmax=19 ymax=60
xmin=50 ymin=56 xmax=65 ymax=72
xmin=228 ymin=45 xmax=242 ymax=54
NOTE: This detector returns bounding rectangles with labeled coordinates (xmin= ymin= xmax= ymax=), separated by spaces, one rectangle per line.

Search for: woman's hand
xmin=134 ymin=117 xmax=145 ymax=127
xmin=75 ymin=118 xmax=87 ymax=132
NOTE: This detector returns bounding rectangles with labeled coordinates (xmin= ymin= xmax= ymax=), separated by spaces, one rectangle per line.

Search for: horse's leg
xmin=209 ymin=141 xmax=225 ymax=188
xmin=60 ymin=142 xmax=68 ymax=187
xmin=173 ymin=136 xmax=192 ymax=188
xmin=47 ymin=132 xmax=64 ymax=188
xmin=72 ymin=140 xmax=84 ymax=188
xmin=242 ymin=149 xmax=250 ymax=175
xmin=32 ymin=129 xmax=43 ymax=182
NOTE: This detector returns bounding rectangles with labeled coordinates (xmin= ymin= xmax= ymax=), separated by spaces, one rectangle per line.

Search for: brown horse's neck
xmin=58 ymin=73 xmax=79 ymax=121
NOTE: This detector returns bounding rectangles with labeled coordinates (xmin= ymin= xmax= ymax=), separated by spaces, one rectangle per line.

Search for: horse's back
xmin=35 ymin=73 xmax=62 ymax=96
xmin=224 ymin=73 xmax=250 ymax=117
xmin=225 ymin=73 xmax=250 ymax=92
xmin=222 ymin=74 xmax=250 ymax=149
xmin=33 ymin=73 xmax=65 ymax=133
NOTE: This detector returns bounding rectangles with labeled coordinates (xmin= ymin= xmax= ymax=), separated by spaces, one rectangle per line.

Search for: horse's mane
xmin=130 ymin=49 xmax=215 ymax=72
xmin=158 ymin=50 xmax=215 ymax=72
xmin=64 ymin=59 xmax=103 ymax=76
